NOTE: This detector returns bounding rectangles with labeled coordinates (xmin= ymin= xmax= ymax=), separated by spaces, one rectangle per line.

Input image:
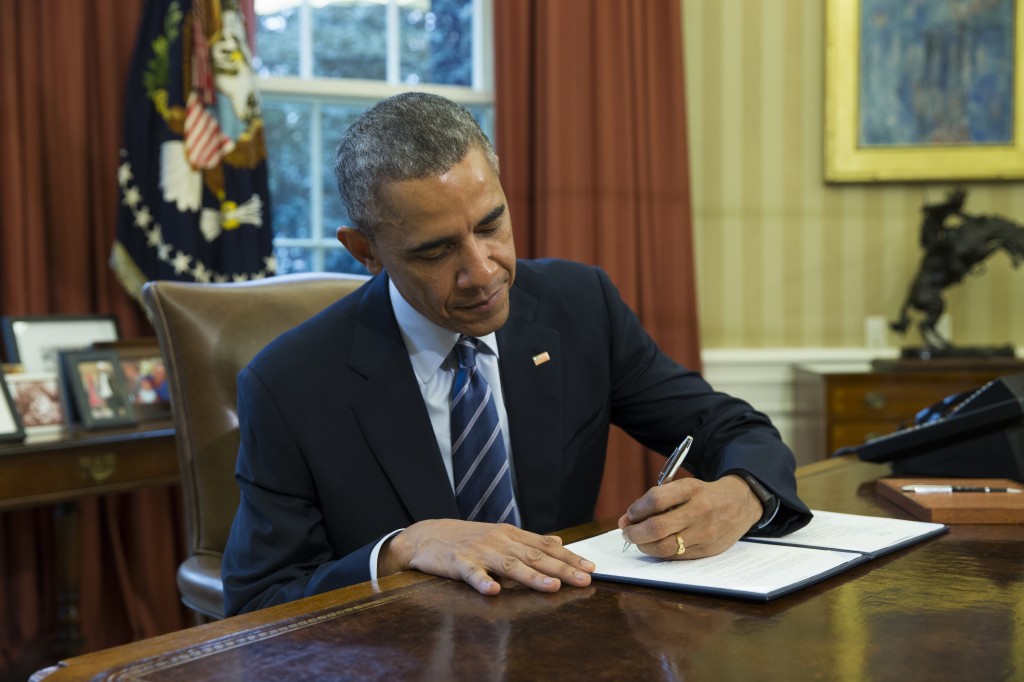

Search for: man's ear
xmin=337 ymin=226 xmax=383 ymax=275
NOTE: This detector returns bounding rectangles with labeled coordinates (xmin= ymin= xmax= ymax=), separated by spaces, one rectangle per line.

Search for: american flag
xmin=111 ymin=0 xmax=275 ymax=301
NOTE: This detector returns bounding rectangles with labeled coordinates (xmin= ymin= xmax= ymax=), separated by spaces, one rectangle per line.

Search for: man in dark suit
xmin=222 ymin=93 xmax=811 ymax=616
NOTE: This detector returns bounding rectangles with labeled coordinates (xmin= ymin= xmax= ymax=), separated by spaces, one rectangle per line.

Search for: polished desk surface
xmin=36 ymin=456 xmax=1024 ymax=681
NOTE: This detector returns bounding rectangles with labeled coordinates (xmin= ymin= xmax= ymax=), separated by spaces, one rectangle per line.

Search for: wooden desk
xmin=794 ymin=362 xmax=1024 ymax=457
xmin=0 ymin=422 xmax=179 ymax=657
xmin=34 ymin=456 xmax=1024 ymax=681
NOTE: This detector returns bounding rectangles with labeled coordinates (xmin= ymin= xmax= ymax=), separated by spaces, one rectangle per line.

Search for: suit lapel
xmin=346 ymin=275 xmax=460 ymax=522
xmin=497 ymin=285 xmax=563 ymax=532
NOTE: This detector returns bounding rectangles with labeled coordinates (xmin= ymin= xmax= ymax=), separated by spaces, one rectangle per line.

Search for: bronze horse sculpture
xmin=891 ymin=189 xmax=1024 ymax=350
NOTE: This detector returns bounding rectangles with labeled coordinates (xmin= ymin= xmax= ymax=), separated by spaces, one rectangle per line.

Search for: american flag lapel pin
xmin=532 ymin=351 xmax=551 ymax=366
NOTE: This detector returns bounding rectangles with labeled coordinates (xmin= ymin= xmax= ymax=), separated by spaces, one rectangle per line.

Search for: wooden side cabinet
xmin=793 ymin=362 xmax=1024 ymax=460
xmin=0 ymin=422 xmax=178 ymax=511
xmin=0 ymin=422 xmax=179 ymax=662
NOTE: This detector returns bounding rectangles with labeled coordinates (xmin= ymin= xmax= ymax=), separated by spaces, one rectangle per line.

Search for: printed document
xmin=565 ymin=510 xmax=947 ymax=600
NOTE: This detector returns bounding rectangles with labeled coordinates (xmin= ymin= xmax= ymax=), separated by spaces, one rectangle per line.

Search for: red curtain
xmin=0 ymin=0 xmax=189 ymax=676
xmin=0 ymin=0 xmax=698 ymax=673
xmin=494 ymin=0 xmax=700 ymax=519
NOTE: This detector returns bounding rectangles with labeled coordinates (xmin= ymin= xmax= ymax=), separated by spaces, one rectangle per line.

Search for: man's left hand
xmin=616 ymin=474 xmax=762 ymax=559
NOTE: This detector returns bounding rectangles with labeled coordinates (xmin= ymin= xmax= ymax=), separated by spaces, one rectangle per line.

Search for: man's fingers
xmin=515 ymin=531 xmax=596 ymax=576
xmin=622 ymin=503 xmax=688 ymax=548
xmin=622 ymin=476 xmax=761 ymax=561
xmin=636 ymin=530 xmax=702 ymax=560
xmin=459 ymin=562 xmax=503 ymax=595
xmin=405 ymin=520 xmax=595 ymax=595
xmin=485 ymin=538 xmax=593 ymax=591
xmin=497 ymin=554 xmax=562 ymax=592
xmin=626 ymin=479 xmax=695 ymax=523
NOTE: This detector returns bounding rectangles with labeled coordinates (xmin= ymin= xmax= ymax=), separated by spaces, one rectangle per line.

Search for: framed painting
xmin=1 ymin=314 xmax=120 ymax=373
xmin=825 ymin=0 xmax=1024 ymax=182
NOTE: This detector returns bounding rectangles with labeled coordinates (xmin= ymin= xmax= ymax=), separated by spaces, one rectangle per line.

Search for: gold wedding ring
xmin=675 ymin=534 xmax=685 ymax=555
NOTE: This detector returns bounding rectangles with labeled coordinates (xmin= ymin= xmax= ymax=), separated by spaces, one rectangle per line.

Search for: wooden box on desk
xmin=876 ymin=478 xmax=1024 ymax=523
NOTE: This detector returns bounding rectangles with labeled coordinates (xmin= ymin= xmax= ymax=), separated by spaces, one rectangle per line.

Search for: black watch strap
xmin=743 ymin=474 xmax=780 ymax=531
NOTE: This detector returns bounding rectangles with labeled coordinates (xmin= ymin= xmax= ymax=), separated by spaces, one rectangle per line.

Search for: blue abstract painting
xmin=859 ymin=0 xmax=1015 ymax=147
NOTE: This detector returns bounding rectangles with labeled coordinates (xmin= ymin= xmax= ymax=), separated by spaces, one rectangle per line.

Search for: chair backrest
xmin=142 ymin=273 xmax=368 ymax=617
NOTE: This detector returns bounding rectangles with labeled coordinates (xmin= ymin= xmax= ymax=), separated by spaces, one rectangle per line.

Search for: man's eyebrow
xmin=406 ymin=204 xmax=507 ymax=255
xmin=476 ymin=204 xmax=506 ymax=228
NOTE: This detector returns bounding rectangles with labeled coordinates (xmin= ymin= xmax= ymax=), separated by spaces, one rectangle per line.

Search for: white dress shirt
xmin=369 ymin=279 xmax=517 ymax=578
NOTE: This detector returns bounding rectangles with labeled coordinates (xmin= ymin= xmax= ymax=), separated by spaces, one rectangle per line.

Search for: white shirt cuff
xmin=369 ymin=528 xmax=405 ymax=581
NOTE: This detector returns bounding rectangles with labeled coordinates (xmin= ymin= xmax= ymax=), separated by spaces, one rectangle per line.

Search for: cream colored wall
xmin=682 ymin=0 xmax=1024 ymax=350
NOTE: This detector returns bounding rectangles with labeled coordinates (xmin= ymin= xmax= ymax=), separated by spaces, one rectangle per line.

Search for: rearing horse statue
xmin=891 ymin=188 xmax=1024 ymax=349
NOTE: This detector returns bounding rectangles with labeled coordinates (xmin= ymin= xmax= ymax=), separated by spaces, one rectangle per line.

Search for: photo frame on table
xmin=824 ymin=0 xmax=1024 ymax=182
xmin=0 ymin=373 xmax=26 ymax=443
xmin=1 ymin=314 xmax=120 ymax=374
xmin=93 ymin=339 xmax=173 ymax=421
xmin=59 ymin=350 xmax=136 ymax=430
xmin=3 ymin=372 xmax=66 ymax=434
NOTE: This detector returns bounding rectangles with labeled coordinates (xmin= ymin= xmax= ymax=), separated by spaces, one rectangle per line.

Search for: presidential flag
xmin=111 ymin=0 xmax=275 ymax=302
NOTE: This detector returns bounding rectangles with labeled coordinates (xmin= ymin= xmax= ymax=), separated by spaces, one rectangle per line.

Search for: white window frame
xmin=257 ymin=0 xmax=494 ymax=272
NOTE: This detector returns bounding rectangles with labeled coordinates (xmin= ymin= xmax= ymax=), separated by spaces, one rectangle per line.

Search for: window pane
xmin=314 ymin=1 xmax=386 ymax=79
xmin=321 ymin=104 xmax=373 ymax=276
xmin=325 ymin=246 xmax=369 ymax=275
xmin=254 ymin=1 xmax=300 ymax=76
xmin=321 ymin=104 xmax=370 ymax=232
xmin=263 ymin=100 xmax=313 ymax=239
xmin=401 ymin=0 xmax=472 ymax=86
xmin=274 ymin=245 xmax=313 ymax=274
xmin=465 ymin=105 xmax=492 ymax=138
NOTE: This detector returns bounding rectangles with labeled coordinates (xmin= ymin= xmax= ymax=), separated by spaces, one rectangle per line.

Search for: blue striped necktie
xmin=450 ymin=336 xmax=520 ymax=526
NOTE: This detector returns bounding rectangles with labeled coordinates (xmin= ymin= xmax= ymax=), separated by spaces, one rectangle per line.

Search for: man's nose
xmin=458 ymin=239 xmax=496 ymax=288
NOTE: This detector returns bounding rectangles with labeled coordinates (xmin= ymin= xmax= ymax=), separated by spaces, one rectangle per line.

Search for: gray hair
xmin=334 ymin=92 xmax=499 ymax=238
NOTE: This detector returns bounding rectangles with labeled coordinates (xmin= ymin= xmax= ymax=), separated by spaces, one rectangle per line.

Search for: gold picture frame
xmin=825 ymin=0 xmax=1024 ymax=182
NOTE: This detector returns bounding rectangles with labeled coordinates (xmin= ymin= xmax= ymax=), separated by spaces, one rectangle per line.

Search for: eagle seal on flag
xmin=111 ymin=0 xmax=275 ymax=302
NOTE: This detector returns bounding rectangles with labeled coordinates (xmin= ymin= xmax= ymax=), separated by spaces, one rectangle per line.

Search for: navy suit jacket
xmin=222 ymin=259 xmax=811 ymax=615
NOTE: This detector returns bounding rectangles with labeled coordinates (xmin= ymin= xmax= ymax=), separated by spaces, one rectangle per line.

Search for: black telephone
xmin=855 ymin=372 xmax=1024 ymax=479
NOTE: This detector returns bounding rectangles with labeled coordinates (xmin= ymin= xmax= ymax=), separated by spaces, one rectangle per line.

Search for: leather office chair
xmin=142 ymin=272 xmax=369 ymax=619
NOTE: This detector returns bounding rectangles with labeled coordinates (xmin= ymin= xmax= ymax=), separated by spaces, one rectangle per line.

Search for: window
xmin=254 ymin=0 xmax=494 ymax=275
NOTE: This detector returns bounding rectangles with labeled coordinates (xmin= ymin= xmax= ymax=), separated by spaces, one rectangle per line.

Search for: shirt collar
xmin=388 ymin=278 xmax=499 ymax=384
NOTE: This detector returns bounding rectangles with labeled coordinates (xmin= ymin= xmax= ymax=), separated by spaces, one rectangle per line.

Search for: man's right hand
xmin=377 ymin=519 xmax=595 ymax=595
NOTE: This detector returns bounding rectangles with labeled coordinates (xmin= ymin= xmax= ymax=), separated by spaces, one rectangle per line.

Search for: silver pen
xmin=902 ymin=484 xmax=1023 ymax=494
xmin=622 ymin=435 xmax=694 ymax=552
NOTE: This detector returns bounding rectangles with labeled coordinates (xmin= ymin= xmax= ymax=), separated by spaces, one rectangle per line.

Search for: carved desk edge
xmin=32 ymin=571 xmax=443 ymax=681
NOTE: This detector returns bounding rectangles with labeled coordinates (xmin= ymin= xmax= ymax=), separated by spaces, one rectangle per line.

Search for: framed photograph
xmin=825 ymin=0 xmax=1024 ymax=182
xmin=1 ymin=314 xmax=120 ymax=374
xmin=0 ymin=372 xmax=26 ymax=442
xmin=93 ymin=339 xmax=172 ymax=421
xmin=60 ymin=350 xmax=136 ymax=430
xmin=3 ymin=372 xmax=66 ymax=434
